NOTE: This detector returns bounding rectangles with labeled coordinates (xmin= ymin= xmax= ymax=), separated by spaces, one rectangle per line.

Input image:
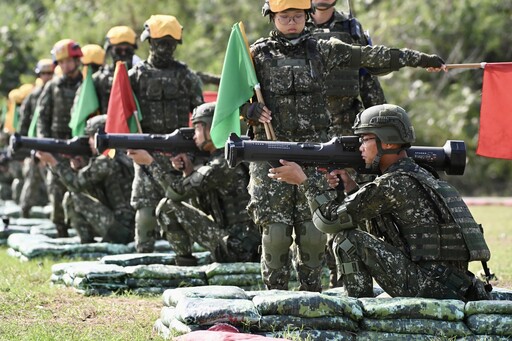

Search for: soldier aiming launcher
xmin=94 ymin=127 xmax=209 ymax=157
xmin=225 ymin=133 xmax=466 ymax=176
xmin=9 ymin=133 xmax=92 ymax=157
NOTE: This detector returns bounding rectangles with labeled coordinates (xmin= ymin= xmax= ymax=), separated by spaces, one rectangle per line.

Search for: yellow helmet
xmin=81 ymin=44 xmax=106 ymax=65
xmin=140 ymin=15 xmax=183 ymax=42
xmin=8 ymin=88 xmax=24 ymax=105
xmin=104 ymin=26 xmax=137 ymax=49
xmin=51 ymin=39 xmax=83 ymax=63
xmin=34 ymin=59 xmax=55 ymax=74
xmin=18 ymin=84 xmax=35 ymax=101
xmin=262 ymin=0 xmax=312 ymax=15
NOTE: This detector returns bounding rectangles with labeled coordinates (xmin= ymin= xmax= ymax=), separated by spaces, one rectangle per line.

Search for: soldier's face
xmin=193 ymin=122 xmax=213 ymax=151
xmin=359 ymin=134 xmax=378 ymax=164
xmin=274 ymin=9 xmax=306 ymax=36
xmin=58 ymin=57 xmax=80 ymax=77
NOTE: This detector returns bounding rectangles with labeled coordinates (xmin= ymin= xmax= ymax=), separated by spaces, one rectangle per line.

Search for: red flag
xmin=477 ymin=62 xmax=512 ymax=159
xmin=105 ymin=61 xmax=142 ymax=133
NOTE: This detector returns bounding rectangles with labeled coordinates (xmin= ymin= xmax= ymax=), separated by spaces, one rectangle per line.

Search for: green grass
xmin=468 ymin=205 xmax=512 ymax=287
xmin=0 ymin=205 xmax=510 ymax=340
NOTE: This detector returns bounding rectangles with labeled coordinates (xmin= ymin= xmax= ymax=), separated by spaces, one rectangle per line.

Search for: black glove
xmin=419 ymin=54 xmax=445 ymax=68
xmin=246 ymin=102 xmax=266 ymax=122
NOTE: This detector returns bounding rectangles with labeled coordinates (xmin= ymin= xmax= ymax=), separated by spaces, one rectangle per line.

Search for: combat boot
xmin=55 ymin=224 xmax=69 ymax=238
xmin=175 ymin=254 xmax=198 ymax=266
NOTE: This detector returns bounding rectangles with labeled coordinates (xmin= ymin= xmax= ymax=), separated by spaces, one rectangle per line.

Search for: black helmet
xmin=85 ymin=115 xmax=107 ymax=135
xmin=353 ymin=104 xmax=415 ymax=145
xmin=191 ymin=102 xmax=216 ymax=126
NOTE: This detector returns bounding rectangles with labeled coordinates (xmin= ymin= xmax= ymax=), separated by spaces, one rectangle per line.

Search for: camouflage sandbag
xmin=252 ymin=291 xmax=363 ymax=320
xmin=174 ymin=297 xmax=261 ymax=326
xmin=160 ymin=306 xmax=176 ymax=327
xmin=208 ymin=273 xmax=262 ymax=286
xmin=466 ymin=314 xmax=512 ymax=336
xmin=323 ymin=286 xmax=385 ymax=298
xmin=163 ymin=285 xmax=248 ymax=307
xmin=360 ymin=318 xmax=472 ymax=337
xmin=359 ymin=297 xmax=465 ymax=321
xmin=465 ymin=300 xmax=512 ymax=316
xmin=257 ymin=314 xmax=358 ymax=332
xmin=131 ymin=287 xmax=166 ymax=295
xmin=160 ymin=307 xmax=203 ymax=335
xmin=11 ymin=217 xmax=53 ymax=226
xmin=124 ymin=264 xmax=207 ymax=280
xmin=126 ymin=277 xmax=206 ymax=288
xmin=51 ymin=261 xmax=100 ymax=282
xmin=491 ymin=287 xmax=512 ymax=301
xmin=259 ymin=330 xmax=355 ymax=341
xmin=65 ymin=262 xmax=126 ymax=282
xmin=204 ymin=262 xmax=261 ymax=278
xmin=356 ymin=331 xmax=437 ymax=340
xmin=244 ymin=289 xmax=291 ymax=300
xmin=100 ymin=253 xmax=176 ymax=266
xmin=61 ymin=242 xmax=132 ymax=256
xmin=0 ymin=225 xmax=30 ymax=239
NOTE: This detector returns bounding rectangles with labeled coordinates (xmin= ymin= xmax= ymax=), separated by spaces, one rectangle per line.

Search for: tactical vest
xmin=252 ymin=37 xmax=329 ymax=141
xmin=133 ymin=61 xmax=195 ymax=134
xmin=310 ymin=29 xmax=360 ymax=97
xmin=93 ymin=65 xmax=114 ymax=115
xmin=50 ymin=76 xmax=82 ymax=139
xmin=404 ymin=170 xmax=491 ymax=262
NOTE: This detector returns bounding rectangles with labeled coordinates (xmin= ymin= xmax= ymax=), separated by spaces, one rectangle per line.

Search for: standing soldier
xmin=244 ymin=0 xmax=444 ymax=291
xmin=36 ymin=115 xmax=135 ymax=244
xmin=95 ymin=26 xmax=138 ymax=115
xmin=36 ymin=39 xmax=83 ymax=237
xmin=307 ymin=0 xmax=388 ymax=287
xmin=18 ymin=59 xmax=54 ymax=217
xmin=128 ymin=15 xmax=204 ymax=253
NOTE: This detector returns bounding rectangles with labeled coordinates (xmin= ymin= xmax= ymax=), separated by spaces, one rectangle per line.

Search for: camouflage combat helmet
xmin=353 ymin=104 xmax=415 ymax=145
xmin=85 ymin=115 xmax=107 ymax=135
xmin=191 ymin=102 xmax=216 ymax=126
xmin=140 ymin=15 xmax=183 ymax=43
xmin=262 ymin=0 xmax=313 ymax=16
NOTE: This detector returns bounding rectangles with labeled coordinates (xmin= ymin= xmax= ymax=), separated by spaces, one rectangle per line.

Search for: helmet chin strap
xmin=366 ymin=140 xmax=405 ymax=172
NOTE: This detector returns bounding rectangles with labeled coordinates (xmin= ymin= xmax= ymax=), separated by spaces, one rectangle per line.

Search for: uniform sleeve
xmin=52 ymin=157 xmax=110 ymax=193
xmin=320 ymin=38 xmax=432 ymax=73
xmin=187 ymin=71 xmax=204 ymax=112
xmin=36 ymin=83 xmax=54 ymax=138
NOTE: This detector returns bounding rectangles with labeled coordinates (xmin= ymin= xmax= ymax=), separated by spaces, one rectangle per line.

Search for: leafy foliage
xmin=0 ymin=0 xmax=511 ymax=194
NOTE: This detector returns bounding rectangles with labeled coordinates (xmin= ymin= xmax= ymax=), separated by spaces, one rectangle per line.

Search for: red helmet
xmin=51 ymin=39 xmax=83 ymax=63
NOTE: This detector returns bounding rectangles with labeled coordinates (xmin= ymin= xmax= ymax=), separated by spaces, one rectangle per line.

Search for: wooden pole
xmin=445 ymin=63 xmax=487 ymax=70
xmin=254 ymin=84 xmax=276 ymax=140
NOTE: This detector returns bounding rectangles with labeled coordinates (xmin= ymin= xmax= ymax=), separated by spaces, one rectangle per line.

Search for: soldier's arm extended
xmin=320 ymin=38 xmax=445 ymax=74
xmin=51 ymin=156 xmax=110 ymax=193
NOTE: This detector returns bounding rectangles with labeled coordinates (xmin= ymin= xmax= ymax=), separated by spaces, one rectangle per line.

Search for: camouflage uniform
xmin=153 ymin=151 xmax=260 ymax=264
xmin=128 ymin=59 xmax=203 ymax=252
xmin=52 ymin=153 xmax=135 ymax=244
xmin=92 ymin=65 xmax=114 ymax=115
xmin=302 ymin=157 xmax=492 ymax=301
xmin=18 ymin=86 xmax=49 ymax=217
xmin=248 ymin=30 xmax=441 ymax=291
xmin=36 ymin=72 xmax=83 ymax=236
xmin=307 ymin=11 xmax=386 ymax=136
xmin=306 ymin=11 xmax=387 ymax=287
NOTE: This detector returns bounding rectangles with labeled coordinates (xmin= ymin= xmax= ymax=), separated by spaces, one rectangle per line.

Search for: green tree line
xmin=1 ymin=0 xmax=511 ymax=195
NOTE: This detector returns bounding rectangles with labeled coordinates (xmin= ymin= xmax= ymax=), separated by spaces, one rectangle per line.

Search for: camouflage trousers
xmin=46 ymin=170 xmax=68 ymax=235
xmin=156 ymin=198 xmax=227 ymax=261
xmin=20 ymin=158 xmax=48 ymax=215
xmin=63 ymin=191 xmax=134 ymax=244
xmin=131 ymin=161 xmax=169 ymax=252
xmin=333 ymin=229 xmax=492 ymax=301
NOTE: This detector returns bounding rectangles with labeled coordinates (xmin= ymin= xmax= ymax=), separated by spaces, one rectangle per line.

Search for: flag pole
xmin=445 ymin=62 xmax=487 ymax=70
xmin=133 ymin=111 xmax=143 ymax=133
xmin=254 ymin=84 xmax=276 ymax=140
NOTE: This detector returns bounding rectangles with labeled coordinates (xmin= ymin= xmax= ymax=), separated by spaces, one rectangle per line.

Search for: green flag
xmin=69 ymin=66 xmax=99 ymax=136
xmin=28 ymin=108 xmax=39 ymax=137
xmin=210 ymin=22 xmax=258 ymax=148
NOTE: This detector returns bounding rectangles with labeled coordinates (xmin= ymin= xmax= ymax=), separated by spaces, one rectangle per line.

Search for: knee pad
xmin=135 ymin=206 xmax=157 ymax=231
xmin=296 ymin=221 xmax=328 ymax=268
xmin=261 ymin=223 xmax=293 ymax=269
